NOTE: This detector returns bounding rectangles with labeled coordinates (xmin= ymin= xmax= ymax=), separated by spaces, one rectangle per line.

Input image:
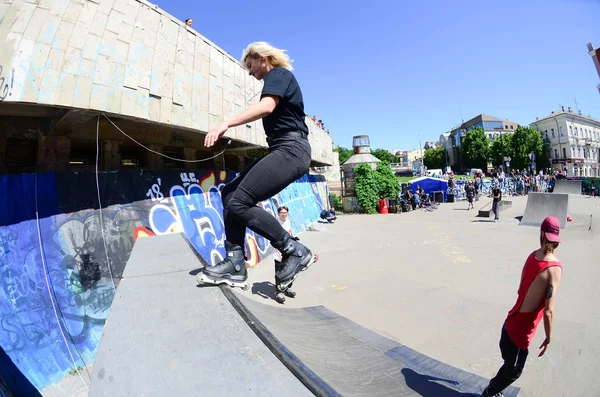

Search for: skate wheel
xmin=241 ymin=284 xmax=250 ymax=291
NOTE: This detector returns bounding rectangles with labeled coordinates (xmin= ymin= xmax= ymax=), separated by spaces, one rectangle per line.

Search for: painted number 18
xmin=146 ymin=178 xmax=164 ymax=201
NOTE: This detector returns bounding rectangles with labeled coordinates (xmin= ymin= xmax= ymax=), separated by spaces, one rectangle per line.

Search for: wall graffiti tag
xmin=0 ymin=65 xmax=14 ymax=101
xmin=0 ymin=169 xmax=328 ymax=392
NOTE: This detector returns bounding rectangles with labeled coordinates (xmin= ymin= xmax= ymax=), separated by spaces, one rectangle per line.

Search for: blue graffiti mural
xmin=0 ymin=169 xmax=328 ymax=393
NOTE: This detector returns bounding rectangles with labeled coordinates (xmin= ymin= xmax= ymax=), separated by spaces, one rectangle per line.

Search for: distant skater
xmin=197 ymin=42 xmax=316 ymax=291
xmin=481 ymin=216 xmax=563 ymax=397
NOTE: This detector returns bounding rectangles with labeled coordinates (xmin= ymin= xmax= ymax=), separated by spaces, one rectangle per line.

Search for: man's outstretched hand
xmin=538 ymin=338 xmax=550 ymax=357
xmin=204 ymin=122 xmax=228 ymax=147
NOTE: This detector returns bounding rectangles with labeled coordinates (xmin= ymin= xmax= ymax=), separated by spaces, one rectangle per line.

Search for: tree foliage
xmin=461 ymin=127 xmax=490 ymax=170
xmin=490 ymin=133 xmax=513 ymax=167
xmin=334 ymin=146 xmax=353 ymax=164
xmin=423 ymin=146 xmax=446 ymax=169
xmin=509 ymin=126 xmax=544 ymax=171
xmin=354 ymin=163 xmax=379 ymax=214
xmin=372 ymin=148 xmax=399 ymax=164
xmin=375 ymin=163 xmax=400 ymax=199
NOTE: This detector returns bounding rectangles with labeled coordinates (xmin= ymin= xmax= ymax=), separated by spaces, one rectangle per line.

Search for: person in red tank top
xmin=481 ymin=216 xmax=563 ymax=397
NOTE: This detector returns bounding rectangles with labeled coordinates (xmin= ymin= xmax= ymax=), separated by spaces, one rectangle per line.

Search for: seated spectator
xmin=185 ymin=18 xmax=193 ymax=27
xmin=320 ymin=206 xmax=337 ymax=223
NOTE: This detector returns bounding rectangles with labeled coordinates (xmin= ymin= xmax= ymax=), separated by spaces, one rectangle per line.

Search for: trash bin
xmin=388 ymin=199 xmax=398 ymax=213
xmin=378 ymin=199 xmax=389 ymax=214
xmin=447 ymin=193 xmax=454 ymax=203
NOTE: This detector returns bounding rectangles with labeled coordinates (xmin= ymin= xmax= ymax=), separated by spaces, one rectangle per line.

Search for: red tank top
xmin=505 ymin=251 xmax=562 ymax=350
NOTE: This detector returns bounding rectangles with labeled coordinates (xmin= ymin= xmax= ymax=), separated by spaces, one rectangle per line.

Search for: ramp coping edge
xmin=220 ymin=286 xmax=342 ymax=397
xmin=179 ymin=233 xmax=340 ymax=396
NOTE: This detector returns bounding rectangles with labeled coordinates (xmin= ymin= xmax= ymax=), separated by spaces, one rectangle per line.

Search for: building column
xmin=101 ymin=140 xmax=121 ymax=170
xmin=182 ymin=148 xmax=197 ymax=170
xmin=37 ymin=136 xmax=71 ymax=172
xmin=146 ymin=144 xmax=164 ymax=169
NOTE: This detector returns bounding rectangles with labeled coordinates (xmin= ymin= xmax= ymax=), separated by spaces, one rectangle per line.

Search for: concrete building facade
xmin=447 ymin=114 xmax=519 ymax=171
xmin=0 ymin=0 xmax=334 ymax=175
xmin=530 ymin=107 xmax=600 ymax=177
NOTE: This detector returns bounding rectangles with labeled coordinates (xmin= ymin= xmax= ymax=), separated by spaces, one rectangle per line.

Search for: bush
xmin=329 ymin=192 xmax=343 ymax=211
xmin=354 ymin=163 xmax=379 ymax=214
xmin=375 ymin=163 xmax=400 ymax=199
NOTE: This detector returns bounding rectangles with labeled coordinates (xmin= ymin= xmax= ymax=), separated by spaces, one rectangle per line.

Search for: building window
xmin=69 ymin=144 xmax=96 ymax=167
xmin=575 ymin=127 xmax=578 ymax=136
xmin=510 ymin=125 xmax=514 ymax=130
xmin=162 ymin=147 xmax=183 ymax=168
xmin=578 ymin=147 xmax=581 ymax=157
xmin=563 ymin=148 xmax=567 ymax=159
xmin=551 ymin=128 xmax=555 ymax=138
xmin=5 ymin=137 xmax=38 ymax=171
xmin=571 ymin=147 xmax=575 ymax=157
xmin=505 ymin=125 xmax=508 ymax=129
xmin=569 ymin=125 xmax=573 ymax=135
xmin=559 ymin=126 xmax=564 ymax=136
xmin=554 ymin=149 xmax=558 ymax=158
xmin=120 ymin=146 xmax=147 ymax=167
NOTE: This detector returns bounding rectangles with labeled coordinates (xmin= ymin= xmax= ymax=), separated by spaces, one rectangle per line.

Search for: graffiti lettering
xmin=0 ymin=65 xmax=14 ymax=101
xmin=145 ymin=178 xmax=164 ymax=201
xmin=0 ymin=169 xmax=328 ymax=391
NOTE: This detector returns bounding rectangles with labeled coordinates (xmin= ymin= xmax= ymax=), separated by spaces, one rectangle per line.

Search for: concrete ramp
xmin=88 ymin=234 xmax=312 ymax=397
xmin=553 ymin=180 xmax=581 ymax=195
xmin=89 ymin=234 xmax=520 ymax=397
xmin=520 ymin=192 xmax=569 ymax=229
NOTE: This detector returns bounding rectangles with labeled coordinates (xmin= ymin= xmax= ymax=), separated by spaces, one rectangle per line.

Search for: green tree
xmin=461 ymin=127 xmax=490 ymax=170
xmin=374 ymin=163 xmax=400 ymax=199
xmin=509 ymin=126 xmax=544 ymax=171
xmin=372 ymin=148 xmax=399 ymax=164
xmin=538 ymin=143 xmax=551 ymax=171
xmin=423 ymin=146 xmax=446 ymax=169
xmin=490 ymin=133 xmax=513 ymax=167
xmin=354 ymin=163 xmax=379 ymax=214
xmin=334 ymin=146 xmax=353 ymax=164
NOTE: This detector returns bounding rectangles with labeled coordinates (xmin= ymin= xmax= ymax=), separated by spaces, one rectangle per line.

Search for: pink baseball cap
xmin=541 ymin=216 xmax=561 ymax=243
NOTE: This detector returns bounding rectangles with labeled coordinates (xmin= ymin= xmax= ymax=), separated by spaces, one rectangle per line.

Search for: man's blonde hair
xmin=241 ymin=42 xmax=293 ymax=71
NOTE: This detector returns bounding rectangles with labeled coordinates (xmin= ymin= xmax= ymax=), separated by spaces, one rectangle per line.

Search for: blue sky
xmin=161 ymin=0 xmax=600 ymax=152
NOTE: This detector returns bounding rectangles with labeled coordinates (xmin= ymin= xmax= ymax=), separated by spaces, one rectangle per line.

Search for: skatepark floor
xmin=240 ymin=194 xmax=600 ymax=397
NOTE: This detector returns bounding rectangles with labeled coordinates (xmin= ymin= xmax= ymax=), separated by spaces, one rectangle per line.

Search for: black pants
xmin=492 ymin=200 xmax=499 ymax=220
xmin=221 ymin=132 xmax=311 ymax=250
xmin=483 ymin=324 xmax=529 ymax=396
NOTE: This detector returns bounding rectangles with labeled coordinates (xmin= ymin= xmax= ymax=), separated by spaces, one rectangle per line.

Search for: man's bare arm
xmin=543 ymin=268 xmax=561 ymax=341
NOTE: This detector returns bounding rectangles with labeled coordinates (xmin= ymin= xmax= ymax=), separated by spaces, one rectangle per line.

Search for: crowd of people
xmin=308 ymin=115 xmax=329 ymax=133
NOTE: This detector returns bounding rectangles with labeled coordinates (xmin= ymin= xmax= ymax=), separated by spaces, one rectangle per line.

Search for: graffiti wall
xmin=0 ymin=169 xmax=328 ymax=392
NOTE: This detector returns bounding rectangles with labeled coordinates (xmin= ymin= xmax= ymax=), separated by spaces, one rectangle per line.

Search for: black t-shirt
xmin=492 ymin=187 xmax=501 ymax=202
xmin=260 ymin=67 xmax=309 ymax=136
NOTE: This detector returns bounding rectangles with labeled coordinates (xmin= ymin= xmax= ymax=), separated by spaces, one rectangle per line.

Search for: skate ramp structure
xmin=89 ymin=234 xmax=520 ymax=397
xmin=553 ymin=180 xmax=582 ymax=195
xmin=520 ymin=192 xmax=569 ymax=229
xmin=477 ymin=199 xmax=512 ymax=218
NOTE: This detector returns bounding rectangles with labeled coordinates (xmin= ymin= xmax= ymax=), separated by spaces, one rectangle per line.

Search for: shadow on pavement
xmin=402 ymin=368 xmax=481 ymax=397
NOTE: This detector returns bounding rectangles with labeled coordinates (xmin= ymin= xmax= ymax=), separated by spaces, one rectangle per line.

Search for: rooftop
xmin=533 ymin=108 xmax=600 ymax=125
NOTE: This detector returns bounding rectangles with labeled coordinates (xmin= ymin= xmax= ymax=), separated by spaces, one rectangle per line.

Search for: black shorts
xmin=468 ymin=196 xmax=473 ymax=203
